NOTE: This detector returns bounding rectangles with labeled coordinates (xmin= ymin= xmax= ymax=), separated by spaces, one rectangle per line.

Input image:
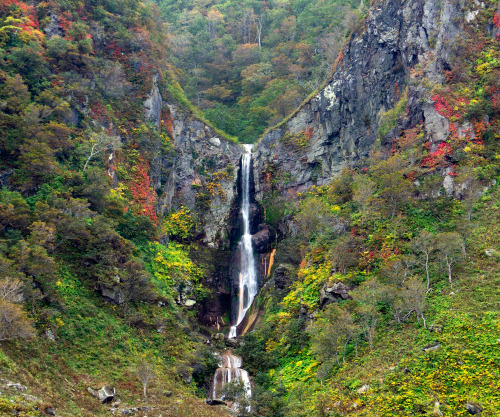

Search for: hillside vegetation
xmin=237 ymin=3 xmax=500 ymax=416
xmin=0 ymin=0 xmax=499 ymax=416
xmin=158 ymin=0 xmax=363 ymax=142
xmin=0 ymin=0 xmax=232 ymax=415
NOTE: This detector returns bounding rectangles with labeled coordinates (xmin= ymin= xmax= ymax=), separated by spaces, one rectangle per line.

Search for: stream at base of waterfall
xmin=210 ymin=145 xmax=256 ymax=410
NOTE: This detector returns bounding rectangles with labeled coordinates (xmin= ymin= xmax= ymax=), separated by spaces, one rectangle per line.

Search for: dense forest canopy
xmin=157 ymin=0 xmax=363 ymax=142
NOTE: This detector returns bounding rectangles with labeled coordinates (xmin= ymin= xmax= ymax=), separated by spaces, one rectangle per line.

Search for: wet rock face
xmin=251 ymin=224 xmax=276 ymax=254
xmin=254 ymin=0 xmax=468 ymax=199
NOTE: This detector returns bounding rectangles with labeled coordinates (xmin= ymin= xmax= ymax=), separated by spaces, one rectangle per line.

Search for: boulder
xmin=465 ymin=403 xmax=482 ymax=415
xmin=184 ymin=299 xmax=196 ymax=307
xmin=101 ymin=286 xmax=125 ymax=305
xmin=225 ymin=338 xmax=239 ymax=348
xmin=209 ymin=137 xmax=221 ymax=147
xmin=484 ymin=249 xmax=496 ymax=257
xmin=44 ymin=407 xmax=56 ymax=416
xmin=356 ymin=384 xmax=371 ymax=394
xmin=88 ymin=386 xmax=115 ymax=403
xmin=144 ymin=74 xmax=162 ymax=128
xmin=251 ymin=224 xmax=276 ymax=253
xmin=443 ymin=173 xmax=454 ymax=197
xmin=319 ymin=281 xmax=352 ymax=309
xmin=422 ymin=341 xmax=441 ymax=353
xmin=206 ymin=399 xmax=227 ymax=406
xmin=431 ymin=401 xmax=443 ymax=416
xmin=428 ymin=324 xmax=443 ymax=333
xmin=424 ymin=105 xmax=450 ymax=144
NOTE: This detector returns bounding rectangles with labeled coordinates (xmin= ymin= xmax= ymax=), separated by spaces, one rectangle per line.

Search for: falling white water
xmin=212 ymin=353 xmax=251 ymax=411
xmin=229 ymin=144 xmax=258 ymax=339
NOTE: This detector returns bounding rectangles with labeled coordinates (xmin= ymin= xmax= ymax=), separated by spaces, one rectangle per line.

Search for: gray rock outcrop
xmin=144 ymin=75 xmax=162 ymax=128
xmin=88 ymin=386 xmax=115 ymax=403
xmin=320 ymin=281 xmax=352 ymax=309
xmin=253 ymin=0 xmax=474 ymax=199
xmin=155 ymin=104 xmax=242 ymax=248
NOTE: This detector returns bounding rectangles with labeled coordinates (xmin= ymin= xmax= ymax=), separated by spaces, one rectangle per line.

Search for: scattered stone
xmin=273 ymin=264 xmax=293 ymax=291
xmin=206 ymin=399 xmax=227 ymax=406
xmin=333 ymin=401 xmax=342 ymax=408
xmin=45 ymin=329 xmax=56 ymax=341
xmin=299 ymin=304 xmax=309 ymax=319
xmin=423 ymin=341 xmax=441 ymax=353
xmin=225 ymin=338 xmax=239 ymax=348
xmin=88 ymin=386 xmax=116 ymax=403
xmin=428 ymin=325 xmax=443 ymax=333
xmin=6 ymin=382 xmax=27 ymax=391
xmin=111 ymin=400 xmax=121 ymax=407
xmin=431 ymin=401 xmax=443 ymax=416
xmin=183 ymin=299 xmax=196 ymax=307
xmin=44 ymin=406 xmax=56 ymax=416
xmin=356 ymin=384 xmax=371 ymax=394
xmin=176 ymin=366 xmax=192 ymax=384
xmin=319 ymin=281 xmax=351 ymax=309
xmin=484 ymin=249 xmax=496 ymax=257
xmin=43 ymin=13 xmax=64 ymax=38
xmin=22 ymin=394 xmax=39 ymax=402
xmin=211 ymin=333 xmax=226 ymax=348
xmin=465 ymin=403 xmax=482 ymax=415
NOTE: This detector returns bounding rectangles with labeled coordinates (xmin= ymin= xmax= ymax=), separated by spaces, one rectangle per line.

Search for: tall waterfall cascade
xmin=229 ymin=144 xmax=258 ymax=339
xmin=211 ymin=352 xmax=251 ymax=409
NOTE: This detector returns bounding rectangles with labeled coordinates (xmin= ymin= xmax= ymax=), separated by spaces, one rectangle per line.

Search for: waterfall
xmin=229 ymin=144 xmax=258 ymax=339
xmin=211 ymin=352 xmax=251 ymax=411
xmin=208 ymin=145 xmax=255 ymax=411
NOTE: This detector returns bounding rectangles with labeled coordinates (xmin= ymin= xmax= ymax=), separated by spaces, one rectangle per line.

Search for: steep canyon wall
xmin=253 ymin=0 xmax=472 ymax=199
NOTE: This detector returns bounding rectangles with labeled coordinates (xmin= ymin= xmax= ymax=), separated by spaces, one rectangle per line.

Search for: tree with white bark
xmin=435 ymin=232 xmax=463 ymax=289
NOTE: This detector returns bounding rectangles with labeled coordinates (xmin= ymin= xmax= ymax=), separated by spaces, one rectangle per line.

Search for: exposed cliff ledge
xmin=253 ymin=0 xmax=474 ymax=199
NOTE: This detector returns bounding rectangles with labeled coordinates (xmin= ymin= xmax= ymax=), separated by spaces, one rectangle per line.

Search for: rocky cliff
xmin=143 ymin=76 xmax=243 ymax=249
xmin=253 ymin=0 xmax=474 ymax=199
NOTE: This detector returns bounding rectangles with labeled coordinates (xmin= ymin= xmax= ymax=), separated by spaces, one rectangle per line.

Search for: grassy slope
xmin=0 ymin=269 xmax=232 ymax=417
xmin=329 ymin=190 xmax=500 ymax=416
